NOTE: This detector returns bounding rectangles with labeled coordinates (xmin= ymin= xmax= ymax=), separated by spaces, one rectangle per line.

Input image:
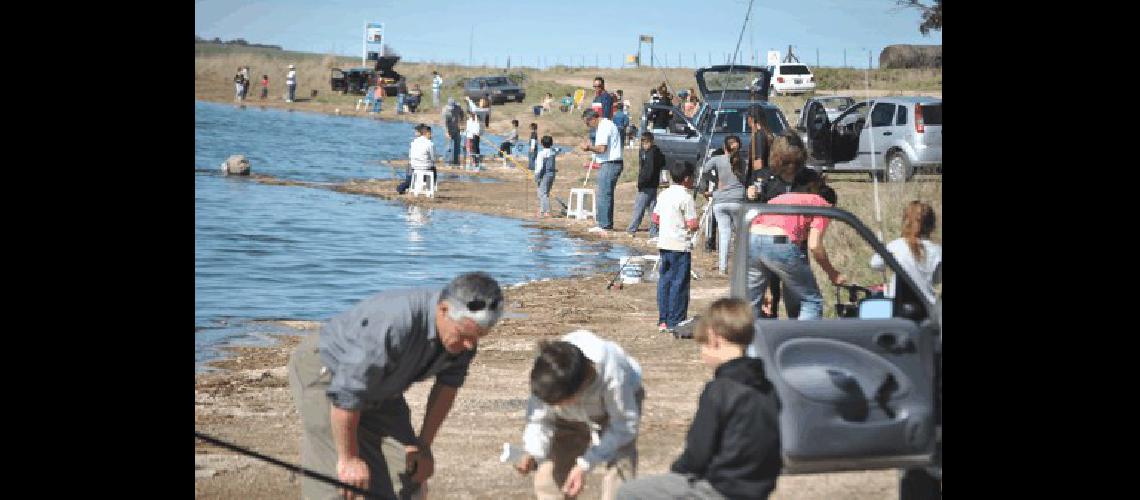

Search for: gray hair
xmin=581 ymin=108 xmax=599 ymax=120
xmin=440 ymin=272 xmax=503 ymax=328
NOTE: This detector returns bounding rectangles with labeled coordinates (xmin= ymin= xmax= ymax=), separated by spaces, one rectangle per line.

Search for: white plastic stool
xmin=567 ymin=188 xmax=597 ymax=221
xmin=410 ymin=170 xmax=435 ymax=198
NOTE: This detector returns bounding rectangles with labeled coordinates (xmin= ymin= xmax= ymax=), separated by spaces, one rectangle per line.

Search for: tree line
xmin=195 ymin=35 xmax=282 ymax=50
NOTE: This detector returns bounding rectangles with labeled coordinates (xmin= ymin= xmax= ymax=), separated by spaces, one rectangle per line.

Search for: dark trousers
xmin=448 ymin=132 xmax=462 ymax=165
xmin=657 ymin=249 xmax=692 ymax=328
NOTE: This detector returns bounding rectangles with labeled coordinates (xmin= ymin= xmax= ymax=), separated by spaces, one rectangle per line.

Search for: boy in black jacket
xmin=618 ymin=298 xmax=782 ymax=500
xmin=626 ymin=131 xmax=667 ymax=239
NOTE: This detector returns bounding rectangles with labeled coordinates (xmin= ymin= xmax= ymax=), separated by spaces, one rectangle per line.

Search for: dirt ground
xmin=196 ymin=140 xmax=904 ymax=498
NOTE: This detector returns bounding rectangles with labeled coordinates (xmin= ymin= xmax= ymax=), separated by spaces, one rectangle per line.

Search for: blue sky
xmin=195 ymin=0 xmax=941 ymax=68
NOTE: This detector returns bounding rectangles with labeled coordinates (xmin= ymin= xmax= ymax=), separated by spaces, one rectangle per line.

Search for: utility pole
xmin=468 ymin=26 xmax=473 ymax=66
xmin=817 ymin=48 xmax=820 ymax=67
xmin=843 ymin=49 xmax=846 ymax=68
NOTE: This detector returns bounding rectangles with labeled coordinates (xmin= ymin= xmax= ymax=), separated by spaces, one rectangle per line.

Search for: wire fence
xmin=395 ymin=48 xmax=888 ymax=71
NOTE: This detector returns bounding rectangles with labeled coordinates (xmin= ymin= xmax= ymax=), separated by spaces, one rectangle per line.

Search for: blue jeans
xmin=627 ymin=188 xmax=658 ymax=236
xmin=712 ymin=200 xmax=743 ymax=273
xmin=536 ymin=170 xmax=556 ymax=213
xmin=286 ymin=84 xmax=296 ymax=102
xmin=528 ymin=149 xmax=537 ymax=171
xmin=657 ymin=250 xmax=692 ymax=328
xmin=396 ymin=94 xmax=405 ymax=114
xmin=746 ymin=234 xmax=823 ymax=320
xmin=595 ymin=160 xmax=623 ymax=229
xmin=432 ymin=89 xmax=440 ymax=107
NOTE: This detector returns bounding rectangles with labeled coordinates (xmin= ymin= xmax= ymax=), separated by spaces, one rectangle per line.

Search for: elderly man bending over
xmin=288 ymin=272 xmax=504 ymax=499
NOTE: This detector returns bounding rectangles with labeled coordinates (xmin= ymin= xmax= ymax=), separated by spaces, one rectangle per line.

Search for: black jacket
xmin=637 ymin=144 xmax=667 ymax=189
xmin=671 ymin=356 xmax=782 ymax=499
xmin=750 ymin=167 xmax=837 ymax=205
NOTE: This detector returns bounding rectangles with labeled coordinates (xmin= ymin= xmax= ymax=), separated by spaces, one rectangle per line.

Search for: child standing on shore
xmin=259 ymin=75 xmax=269 ymax=100
xmin=652 ymin=161 xmax=699 ymax=335
xmin=528 ymin=122 xmax=539 ymax=171
xmin=617 ymin=298 xmax=782 ymax=500
xmin=465 ymin=111 xmax=482 ymax=170
xmin=626 ymin=132 xmax=666 ymax=239
xmin=534 ymin=136 xmax=557 ymax=218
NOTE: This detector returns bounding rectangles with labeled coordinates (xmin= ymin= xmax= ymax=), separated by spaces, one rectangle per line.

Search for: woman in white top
xmin=464 ymin=112 xmax=482 ymax=168
xmin=870 ymin=200 xmax=942 ymax=303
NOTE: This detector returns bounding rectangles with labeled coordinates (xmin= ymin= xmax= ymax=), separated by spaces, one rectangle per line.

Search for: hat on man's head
xmin=288 ymin=64 xmax=295 ymax=69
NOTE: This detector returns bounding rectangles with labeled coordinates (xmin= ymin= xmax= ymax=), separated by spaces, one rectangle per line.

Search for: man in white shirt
xmin=431 ymin=71 xmax=443 ymax=108
xmin=285 ymin=64 xmax=297 ymax=103
xmin=397 ymin=124 xmax=436 ymax=194
xmin=579 ymin=108 xmax=624 ymax=233
xmin=514 ymin=330 xmax=644 ymax=500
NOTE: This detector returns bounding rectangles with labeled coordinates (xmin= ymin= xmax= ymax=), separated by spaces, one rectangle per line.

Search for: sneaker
xmin=657 ymin=322 xmax=668 ymax=333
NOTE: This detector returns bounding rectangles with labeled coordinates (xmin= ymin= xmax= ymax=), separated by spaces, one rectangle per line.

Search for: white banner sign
xmin=366 ymin=23 xmax=384 ymax=44
xmin=766 ymin=51 xmax=780 ymax=66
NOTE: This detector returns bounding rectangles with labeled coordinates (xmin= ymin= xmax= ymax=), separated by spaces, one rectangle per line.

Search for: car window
xmin=895 ymin=106 xmax=908 ymax=125
xmin=871 ymin=103 xmax=896 ymax=127
xmin=485 ymin=77 xmax=510 ymax=86
xmin=668 ymin=110 xmax=693 ymax=134
xmin=921 ymin=104 xmax=942 ymax=125
xmin=780 ymin=65 xmax=812 ymax=75
xmin=745 ymin=108 xmax=787 ymax=135
xmin=712 ymin=109 xmax=747 ymax=133
xmin=820 ymin=97 xmax=853 ymax=111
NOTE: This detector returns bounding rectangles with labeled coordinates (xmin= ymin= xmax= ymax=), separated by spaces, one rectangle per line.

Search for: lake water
xmin=195 ymin=101 xmax=633 ymax=367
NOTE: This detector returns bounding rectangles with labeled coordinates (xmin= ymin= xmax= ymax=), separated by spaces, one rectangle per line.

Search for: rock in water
xmin=222 ymin=154 xmax=251 ymax=176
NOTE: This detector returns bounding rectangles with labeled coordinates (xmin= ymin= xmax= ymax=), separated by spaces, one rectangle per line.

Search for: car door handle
xmin=882 ymin=132 xmax=892 ymax=136
xmin=873 ymin=333 xmax=914 ymax=353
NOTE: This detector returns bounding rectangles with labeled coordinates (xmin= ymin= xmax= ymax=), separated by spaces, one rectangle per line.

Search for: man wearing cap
xmin=288 ymin=272 xmax=504 ymax=499
xmin=286 ymin=64 xmax=298 ymax=103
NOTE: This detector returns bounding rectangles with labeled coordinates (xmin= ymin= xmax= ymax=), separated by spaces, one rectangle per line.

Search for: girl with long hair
xmin=700 ymin=135 xmax=747 ymax=274
xmin=870 ymin=201 xmax=942 ymax=303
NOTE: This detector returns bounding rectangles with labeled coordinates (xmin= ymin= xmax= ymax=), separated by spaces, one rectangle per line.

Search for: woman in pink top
xmin=746 ymin=132 xmax=847 ymax=320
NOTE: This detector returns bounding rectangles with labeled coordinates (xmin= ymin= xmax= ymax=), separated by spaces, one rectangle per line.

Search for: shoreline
xmin=194 ymin=89 xmax=919 ymax=498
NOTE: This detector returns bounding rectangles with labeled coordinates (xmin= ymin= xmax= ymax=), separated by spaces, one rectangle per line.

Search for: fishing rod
xmin=864 ymin=51 xmax=889 ymax=285
xmin=681 ymin=0 xmax=756 ymax=249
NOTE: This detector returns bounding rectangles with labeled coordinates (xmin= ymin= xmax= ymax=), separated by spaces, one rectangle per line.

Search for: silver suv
xmin=802 ymin=96 xmax=942 ymax=182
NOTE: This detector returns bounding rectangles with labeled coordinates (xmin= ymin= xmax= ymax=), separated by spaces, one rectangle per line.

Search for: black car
xmin=329 ymin=67 xmax=375 ymax=95
xmin=639 ymin=65 xmax=789 ymax=173
xmin=462 ymin=76 xmax=525 ymax=105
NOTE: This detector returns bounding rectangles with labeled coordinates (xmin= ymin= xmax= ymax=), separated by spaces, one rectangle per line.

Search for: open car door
xmin=729 ymin=203 xmax=940 ymax=476
xmin=329 ymin=68 xmax=347 ymax=93
xmin=803 ymin=100 xmax=832 ymax=165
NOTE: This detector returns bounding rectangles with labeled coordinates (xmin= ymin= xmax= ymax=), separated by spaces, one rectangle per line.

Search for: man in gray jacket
xmin=442 ymin=98 xmax=465 ymax=166
xmin=288 ymin=272 xmax=504 ymax=499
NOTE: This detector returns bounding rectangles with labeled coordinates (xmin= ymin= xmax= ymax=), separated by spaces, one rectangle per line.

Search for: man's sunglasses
xmin=463 ymin=298 xmax=501 ymax=312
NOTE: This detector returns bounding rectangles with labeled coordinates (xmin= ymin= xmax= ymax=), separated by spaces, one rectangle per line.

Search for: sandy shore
xmin=195 ymin=91 xmax=908 ymax=498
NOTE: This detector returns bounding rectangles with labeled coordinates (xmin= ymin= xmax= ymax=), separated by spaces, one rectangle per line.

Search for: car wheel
xmin=887 ymin=151 xmax=914 ymax=182
xmin=899 ymin=467 xmax=941 ymax=500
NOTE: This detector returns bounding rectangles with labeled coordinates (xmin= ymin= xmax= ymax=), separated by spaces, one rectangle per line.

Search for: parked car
xmin=802 ymin=96 xmax=942 ymax=182
xmin=462 ymin=76 xmax=525 ymax=105
xmin=728 ymin=203 xmax=942 ymax=499
xmin=639 ymin=65 xmax=790 ymax=174
xmin=329 ymin=67 xmax=375 ymax=95
xmin=795 ymin=96 xmax=856 ymax=129
xmin=767 ymin=63 xmax=816 ymax=96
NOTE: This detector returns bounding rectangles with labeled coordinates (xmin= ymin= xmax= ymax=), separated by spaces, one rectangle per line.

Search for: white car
xmin=767 ymin=63 xmax=816 ymax=96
